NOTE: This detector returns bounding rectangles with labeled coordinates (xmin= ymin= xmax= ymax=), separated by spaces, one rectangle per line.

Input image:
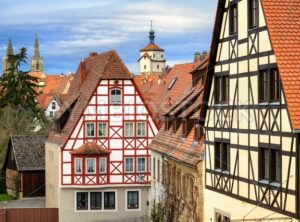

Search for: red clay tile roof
xmin=261 ymin=0 xmax=300 ymax=130
xmin=149 ymin=79 xmax=206 ymax=166
xmin=48 ymin=50 xmax=133 ymax=145
xmin=140 ymin=43 xmax=164 ymax=52
xmin=70 ymin=142 xmax=110 ymax=155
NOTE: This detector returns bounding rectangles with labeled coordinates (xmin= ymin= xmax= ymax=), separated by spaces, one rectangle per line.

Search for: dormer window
xmin=194 ymin=123 xmax=203 ymax=143
xmin=110 ymin=89 xmax=122 ymax=104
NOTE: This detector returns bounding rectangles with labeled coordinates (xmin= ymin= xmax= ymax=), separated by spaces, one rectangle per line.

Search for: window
xmin=215 ymin=142 xmax=230 ymax=171
xmin=144 ymin=65 xmax=147 ymax=70
xmin=86 ymin=122 xmax=95 ymax=137
xmin=137 ymin=122 xmax=146 ymax=137
xmin=259 ymin=68 xmax=280 ymax=102
xmin=90 ymin=192 xmax=101 ymax=210
xmin=157 ymin=159 xmax=160 ymax=182
xmin=125 ymin=122 xmax=134 ymax=137
xmin=229 ymin=4 xmax=237 ymax=35
xmin=259 ymin=147 xmax=281 ymax=182
xmin=51 ymin=101 xmax=56 ymax=109
xmin=194 ymin=123 xmax=203 ymax=143
xmin=249 ymin=0 xmax=258 ymax=29
xmin=49 ymin=111 xmax=54 ymax=117
xmin=99 ymin=157 xmax=107 ymax=174
xmin=125 ymin=157 xmax=134 ymax=173
xmin=104 ymin=192 xmax=115 ymax=210
xmin=157 ymin=65 xmax=159 ymax=69
xmin=110 ymin=89 xmax=122 ymax=104
xmin=168 ymin=78 xmax=177 ymax=90
xmin=161 ymin=54 xmax=163 ymax=59
xmin=98 ymin=122 xmax=108 ymax=137
xmin=215 ymin=75 xmax=229 ymax=104
xmin=153 ymin=157 xmax=156 ymax=179
xmin=127 ymin=191 xmax=139 ymax=209
xmin=153 ymin=54 xmax=156 ymax=58
xmin=75 ymin=158 xmax=82 ymax=174
xmin=86 ymin=158 xmax=96 ymax=174
xmin=76 ymin=192 xmax=88 ymax=210
xmin=137 ymin=157 xmax=146 ymax=172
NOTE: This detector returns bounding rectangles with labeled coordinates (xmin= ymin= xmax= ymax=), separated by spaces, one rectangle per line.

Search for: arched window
xmin=110 ymin=89 xmax=122 ymax=104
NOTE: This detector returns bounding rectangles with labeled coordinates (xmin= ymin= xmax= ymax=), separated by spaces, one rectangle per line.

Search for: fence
xmin=0 ymin=208 xmax=58 ymax=222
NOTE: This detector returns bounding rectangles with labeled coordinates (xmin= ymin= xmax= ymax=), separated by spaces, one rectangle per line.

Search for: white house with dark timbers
xmin=201 ymin=0 xmax=300 ymax=221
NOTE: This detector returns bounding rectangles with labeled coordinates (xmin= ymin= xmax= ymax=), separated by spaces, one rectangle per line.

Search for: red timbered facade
xmin=46 ymin=50 xmax=158 ymax=221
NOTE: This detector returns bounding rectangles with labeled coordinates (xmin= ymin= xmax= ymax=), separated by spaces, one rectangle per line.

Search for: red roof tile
xmin=140 ymin=43 xmax=164 ymax=52
xmin=70 ymin=142 xmax=110 ymax=155
xmin=261 ymin=0 xmax=300 ymax=130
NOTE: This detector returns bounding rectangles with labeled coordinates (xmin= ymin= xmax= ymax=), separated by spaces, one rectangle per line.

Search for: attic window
xmin=168 ymin=78 xmax=177 ymax=90
xmin=110 ymin=89 xmax=122 ymax=104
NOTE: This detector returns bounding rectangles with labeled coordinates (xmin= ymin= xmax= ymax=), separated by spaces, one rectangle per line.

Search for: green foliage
xmin=151 ymin=201 xmax=164 ymax=222
xmin=0 ymin=47 xmax=40 ymax=115
xmin=0 ymin=193 xmax=14 ymax=202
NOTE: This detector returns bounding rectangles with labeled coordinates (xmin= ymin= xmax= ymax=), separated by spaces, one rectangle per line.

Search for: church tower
xmin=2 ymin=39 xmax=14 ymax=73
xmin=138 ymin=21 xmax=166 ymax=74
xmin=30 ymin=34 xmax=44 ymax=72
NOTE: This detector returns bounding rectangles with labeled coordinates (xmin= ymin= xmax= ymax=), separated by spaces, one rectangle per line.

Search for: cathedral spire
xmin=149 ymin=20 xmax=155 ymax=44
xmin=30 ymin=34 xmax=44 ymax=72
xmin=6 ymin=39 xmax=13 ymax=56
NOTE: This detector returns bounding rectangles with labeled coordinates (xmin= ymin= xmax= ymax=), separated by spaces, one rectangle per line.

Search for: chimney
xmin=194 ymin=52 xmax=201 ymax=62
xmin=80 ymin=60 xmax=87 ymax=85
xmin=90 ymin=52 xmax=98 ymax=57
xmin=201 ymin=51 xmax=208 ymax=60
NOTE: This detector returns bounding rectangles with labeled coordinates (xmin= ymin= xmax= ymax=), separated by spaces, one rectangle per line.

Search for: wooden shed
xmin=2 ymin=135 xmax=47 ymax=198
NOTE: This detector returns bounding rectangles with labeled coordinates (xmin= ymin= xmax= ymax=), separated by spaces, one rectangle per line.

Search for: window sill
xmin=215 ymin=169 xmax=229 ymax=174
xmin=259 ymin=179 xmax=281 ymax=188
xmin=214 ymin=103 xmax=229 ymax=107
xmin=258 ymin=101 xmax=280 ymax=106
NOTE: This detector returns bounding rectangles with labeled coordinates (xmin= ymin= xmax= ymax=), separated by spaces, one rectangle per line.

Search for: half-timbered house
xmin=45 ymin=50 xmax=158 ymax=221
xmin=149 ymin=57 xmax=208 ymax=222
xmin=202 ymin=0 xmax=300 ymax=220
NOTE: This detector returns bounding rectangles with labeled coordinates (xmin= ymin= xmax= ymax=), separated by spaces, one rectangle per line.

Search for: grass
xmin=0 ymin=193 xmax=14 ymax=201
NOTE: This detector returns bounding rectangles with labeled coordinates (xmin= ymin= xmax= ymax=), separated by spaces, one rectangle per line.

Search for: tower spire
xmin=33 ymin=34 xmax=40 ymax=58
xmin=6 ymin=39 xmax=13 ymax=56
xmin=30 ymin=34 xmax=44 ymax=72
xmin=149 ymin=20 xmax=155 ymax=44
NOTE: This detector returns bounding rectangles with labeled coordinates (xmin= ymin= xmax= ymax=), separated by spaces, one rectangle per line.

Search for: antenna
xmin=150 ymin=20 xmax=153 ymax=31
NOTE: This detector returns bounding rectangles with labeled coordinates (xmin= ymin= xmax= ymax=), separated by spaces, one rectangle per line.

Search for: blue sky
xmin=0 ymin=0 xmax=217 ymax=74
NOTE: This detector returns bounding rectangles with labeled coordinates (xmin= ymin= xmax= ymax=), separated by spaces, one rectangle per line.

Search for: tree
xmin=0 ymin=47 xmax=40 ymax=115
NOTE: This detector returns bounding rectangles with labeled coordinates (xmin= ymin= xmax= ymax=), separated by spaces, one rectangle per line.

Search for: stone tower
xmin=30 ymin=34 xmax=43 ymax=72
xmin=2 ymin=39 xmax=14 ymax=73
xmin=138 ymin=21 xmax=166 ymax=74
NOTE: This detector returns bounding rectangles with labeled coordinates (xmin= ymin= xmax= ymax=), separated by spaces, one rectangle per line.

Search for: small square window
xmin=99 ymin=157 xmax=107 ymax=174
xmin=98 ymin=122 xmax=108 ymax=137
xmin=74 ymin=158 xmax=82 ymax=174
xmin=90 ymin=192 xmax=101 ymax=210
xmin=127 ymin=191 xmax=139 ymax=209
xmin=137 ymin=157 xmax=146 ymax=172
xmin=125 ymin=157 xmax=134 ymax=173
xmin=104 ymin=192 xmax=115 ymax=210
xmin=76 ymin=192 xmax=88 ymax=210
xmin=86 ymin=122 xmax=95 ymax=137
xmin=125 ymin=122 xmax=134 ymax=137
xmin=86 ymin=158 xmax=96 ymax=174
xmin=137 ymin=122 xmax=146 ymax=137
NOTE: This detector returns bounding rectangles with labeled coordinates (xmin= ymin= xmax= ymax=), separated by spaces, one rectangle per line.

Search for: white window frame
xmin=74 ymin=190 xmax=118 ymax=212
xmin=125 ymin=189 xmax=141 ymax=211
xmin=125 ymin=122 xmax=134 ymax=137
xmin=90 ymin=192 xmax=102 ymax=211
xmin=85 ymin=122 xmax=95 ymax=138
xmin=136 ymin=122 xmax=147 ymax=137
xmin=51 ymin=101 xmax=56 ymax=109
xmin=74 ymin=158 xmax=82 ymax=174
xmin=137 ymin=157 xmax=146 ymax=173
xmin=98 ymin=122 xmax=108 ymax=137
xmin=86 ymin=158 xmax=96 ymax=174
xmin=99 ymin=157 xmax=107 ymax=174
xmin=125 ymin=157 xmax=134 ymax=173
xmin=110 ymin=88 xmax=122 ymax=104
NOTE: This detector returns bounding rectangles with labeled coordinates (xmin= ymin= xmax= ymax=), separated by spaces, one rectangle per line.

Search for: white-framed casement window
xmin=85 ymin=122 xmax=95 ymax=137
xmin=99 ymin=157 xmax=107 ymax=174
xmin=104 ymin=191 xmax=116 ymax=210
xmin=110 ymin=89 xmax=122 ymax=104
xmin=125 ymin=157 xmax=134 ymax=173
xmin=126 ymin=190 xmax=140 ymax=210
xmin=74 ymin=158 xmax=82 ymax=174
xmin=98 ymin=122 xmax=108 ymax=137
xmin=136 ymin=122 xmax=146 ymax=137
xmin=86 ymin=158 xmax=96 ymax=174
xmin=137 ymin=157 xmax=146 ymax=172
xmin=76 ymin=192 xmax=88 ymax=210
xmin=125 ymin=122 xmax=134 ymax=137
